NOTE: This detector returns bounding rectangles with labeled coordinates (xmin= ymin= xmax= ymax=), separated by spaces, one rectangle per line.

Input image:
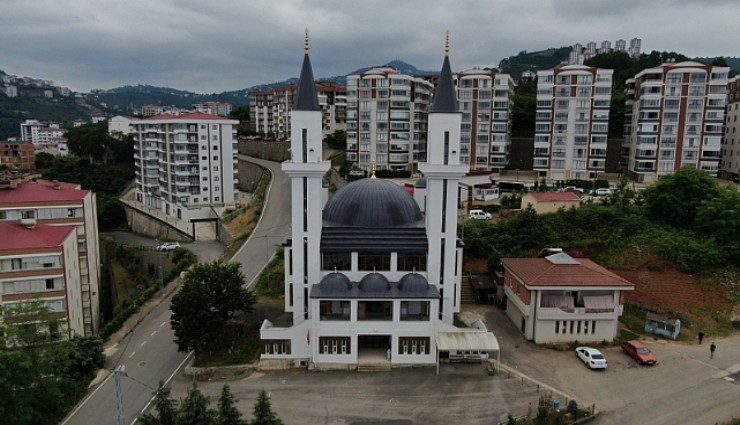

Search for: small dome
xmin=319 ymin=273 xmax=352 ymax=293
xmin=323 ymin=178 xmax=423 ymax=227
xmin=359 ymin=273 xmax=391 ymax=293
xmin=398 ymin=273 xmax=429 ymax=294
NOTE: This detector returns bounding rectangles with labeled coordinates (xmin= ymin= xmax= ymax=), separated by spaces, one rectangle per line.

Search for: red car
xmin=621 ymin=340 xmax=657 ymax=365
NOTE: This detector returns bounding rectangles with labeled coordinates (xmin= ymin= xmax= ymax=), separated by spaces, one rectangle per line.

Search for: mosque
xmin=259 ymin=33 xmax=498 ymax=370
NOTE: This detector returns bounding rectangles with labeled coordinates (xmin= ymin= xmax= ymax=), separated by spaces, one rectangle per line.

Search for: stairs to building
xmin=356 ymin=362 xmax=392 ymax=372
xmin=461 ymin=275 xmax=477 ymax=304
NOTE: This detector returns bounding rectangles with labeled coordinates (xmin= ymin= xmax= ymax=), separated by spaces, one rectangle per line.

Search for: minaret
xmin=282 ymin=30 xmax=330 ymax=324
xmin=419 ymin=33 xmax=468 ymax=324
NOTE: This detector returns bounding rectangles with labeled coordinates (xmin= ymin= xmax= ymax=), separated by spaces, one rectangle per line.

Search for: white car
xmin=155 ymin=242 xmax=181 ymax=251
xmin=594 ymin=188 xmax=613 ymax=196
xmin=575 ymin=347 xmax=607 ymax=370
xmin=469 ymin=209 xmax=492 ymax=220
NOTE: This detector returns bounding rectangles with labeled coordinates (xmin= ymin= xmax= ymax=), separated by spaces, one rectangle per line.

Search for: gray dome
xmin=323 ymin=178 xmax=423 ymax=227
xmin=358 ymin=273 xmax=391 ymax=293
xmin=319 ymin=273 xmax=352 ymax=293
xmin=398 ymin=273 xmax=429 ymax=294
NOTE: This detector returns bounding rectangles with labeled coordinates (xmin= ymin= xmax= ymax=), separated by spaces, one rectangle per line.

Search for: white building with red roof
xmin=0 ymin=221 xmax=84 ymax=341
xmin=108 ymin=115 xmax=136 ymax=138
xmin=521 ymin=191 xmax=581 ymax=214
xmin=502 ymin=252 xmax=634 ymax=343
xmin=132 ymin=112 xmax=238 ymax=221
xmin=0 ymin=178 xmax=100 ymax=335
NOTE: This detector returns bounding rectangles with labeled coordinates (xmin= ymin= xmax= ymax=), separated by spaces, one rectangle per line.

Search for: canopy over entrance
xmin=435 ymin=331 xmax=501 ymax=374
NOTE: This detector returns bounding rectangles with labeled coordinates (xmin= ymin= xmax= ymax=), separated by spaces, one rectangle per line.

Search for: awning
xmin=583 ymin=294 xmax=614 ymax=313
xmin=541 ymin=294 xmax=574 ymax=311
xmin=436 ymin=331 xmax=500 ymax=352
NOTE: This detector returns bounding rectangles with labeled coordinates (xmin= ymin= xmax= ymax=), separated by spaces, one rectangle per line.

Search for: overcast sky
xmin=1 ymin=0 xmax=737 ymax=94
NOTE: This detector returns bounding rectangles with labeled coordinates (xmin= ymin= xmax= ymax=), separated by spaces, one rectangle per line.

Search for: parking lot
xmin=166 ymin=305 xmax=740 ymax=425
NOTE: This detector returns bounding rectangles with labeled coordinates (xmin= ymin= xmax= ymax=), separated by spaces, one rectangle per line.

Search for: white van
xmin=469 ymin=209 xmax=492 ymax=220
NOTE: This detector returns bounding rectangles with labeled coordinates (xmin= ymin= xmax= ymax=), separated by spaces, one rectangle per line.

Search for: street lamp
xmin=155 ymin=238 xmax=163 ymax=290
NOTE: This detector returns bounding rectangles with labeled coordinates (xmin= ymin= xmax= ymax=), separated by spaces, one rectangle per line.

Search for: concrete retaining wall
xmin=123 ymin=203 xmax=191 ymax=241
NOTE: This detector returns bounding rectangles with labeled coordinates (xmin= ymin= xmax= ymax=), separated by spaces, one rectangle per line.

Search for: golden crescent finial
xmin=304 ymin=29 xmax=309 ymax=54
xmin=371 ymin=160 xmax=376 ymax=179
xmin=445 ymin=31 xmax=450 ymax=56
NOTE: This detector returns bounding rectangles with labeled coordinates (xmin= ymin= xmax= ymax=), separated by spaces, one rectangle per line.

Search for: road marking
xmin=59 ymin=370 xmax=114 ymax=425
xmin=150 ymin=331 xmax=157 ymax=337
xmin=135 ymin=351 xmax=193 ymax=422
xmin=129 ymin=352 xmax=136 ymax=359
xmin=140 ymin=341 xmax=147 ymax=347
xmin=160 ymin=321 xmax=166 ymax=327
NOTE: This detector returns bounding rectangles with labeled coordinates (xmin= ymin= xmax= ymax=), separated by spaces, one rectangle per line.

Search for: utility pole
xmin=114 ymin=365 xmax=126 ymax=425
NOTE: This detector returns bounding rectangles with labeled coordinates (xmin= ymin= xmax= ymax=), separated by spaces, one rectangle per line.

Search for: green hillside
xmin=0 ymin=93 xmax=95 ymax=140
xmin=498 ymin=47 xmax=571 ymax=79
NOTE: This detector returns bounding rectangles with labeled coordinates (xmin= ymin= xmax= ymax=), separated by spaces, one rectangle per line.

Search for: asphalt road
xmin=62 ymin=155 xmax=291 ymax=425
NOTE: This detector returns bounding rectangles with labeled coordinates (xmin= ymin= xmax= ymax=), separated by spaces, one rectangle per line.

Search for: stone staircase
xmin=356 ymin=361 xmax=392 ymax=372
xmin=461 ymin=275 xmax=477 ymax=304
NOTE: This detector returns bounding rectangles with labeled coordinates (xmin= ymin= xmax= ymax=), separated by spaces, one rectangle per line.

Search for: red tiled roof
xmin=141 ymin=112 xmax=234 ymax=121
xmin=529 ymin=192 xmax=580 ymax=201
xmin=502 ymin=257 xmax=634 ymax=288
xmin=0 ymin=179 xmax=87 ymax=203
xmin=0 ymin=221 xmax=75 ymax=250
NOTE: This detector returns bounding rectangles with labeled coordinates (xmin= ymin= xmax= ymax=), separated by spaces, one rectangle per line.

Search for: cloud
xmin=0 ymin=0 xmax=737 ymax=93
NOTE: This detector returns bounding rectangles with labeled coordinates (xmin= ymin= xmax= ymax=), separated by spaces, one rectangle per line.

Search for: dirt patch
xmin=616 ymin=268 xmax=731 ymax=317
xmin=465 ymin=258 xmax=488 ymax=273
xmin=224 ymin=208 xmax=256 ymax=239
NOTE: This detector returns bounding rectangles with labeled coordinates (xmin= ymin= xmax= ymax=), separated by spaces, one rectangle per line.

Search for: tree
xmin=171 ymin=261 xmax=256 ymax=353
xmin=323 ymin=130 xmax=346 ymax=151
xmin=54 ymin=336 xmax=105 ymax=380
xmin=215 ymin=384 xmax=246 ymax=425
xmin=697 ymin=185 xmax=740 ymax=265
xmin=250 ymin=390 xmax=283 ymax=425
xmin=175 ymin=383 xmax=214 ymax=425
xmin=642 ymin=167 xmax=720 ymax=230
xmin=511 ymin=79 xmax=536 ymax=137
xmin=139 ymin=380 xmax=178 ymax=425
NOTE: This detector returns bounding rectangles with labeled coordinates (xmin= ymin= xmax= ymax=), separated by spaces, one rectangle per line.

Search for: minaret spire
xmin=444 ymin=31 xmax=450 ymax=57
xmin=431 ymin=33 xmax=458 ymax=113
xmin=294 ymin=29 xmax=320 ymax=111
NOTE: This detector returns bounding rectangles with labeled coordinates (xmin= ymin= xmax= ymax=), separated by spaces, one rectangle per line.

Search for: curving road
xmin=61 ymin=156 xmax=291 ymax=425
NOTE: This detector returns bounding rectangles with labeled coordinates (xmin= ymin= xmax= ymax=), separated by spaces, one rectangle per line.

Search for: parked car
xmin=348 ymin=168 xmax=365 ymax=177
xmin=621 ymin=340 xmax=657 ymax=365
xmin=155 ymin=242 xmax=181 ymax=251
xmin=469 ymin=209 xmax=492 ymax=220
xmin=575 ymin=347 xmax=608 ymax=370
xmin=594 ymin=188 xmax=613 ymax=196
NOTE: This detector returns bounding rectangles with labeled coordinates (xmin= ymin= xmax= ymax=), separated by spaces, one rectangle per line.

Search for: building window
xmin=319 ymin=301 xmax=351 ymax=321
xmin=398 ymin=337 xmax=430 ymax=355
xmin=397 ymin=253 xmax=427 ymax=271
xmin=400 ymin=301 xmax=430 ymax=321
xmin=322 ymin=252 xmax=351 ymax=270
xmin=357 ymin=253 xmax=390 ymax=271
xmin=262 ymin=339 xmax=291 ymax=355
xmin=357 ymin=301 xmax=393 ymax=321
xmin=319 ymin=337 xmax=351 ymax=354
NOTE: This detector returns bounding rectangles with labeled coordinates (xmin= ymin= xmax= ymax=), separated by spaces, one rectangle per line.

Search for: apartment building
xmin=345 ymin=67 xmax=433 ymax=172
xmin=455 ymin=69 xmax=515 ymax=172
xmin=0 ymin=140 xmax=35 ymax=170
xmin=0 ymin=221 xmax=84 ymax=342
xmin=132 ymin=112 xmax=238 ymax=221
xmin=192 ymin=100 xmax=232 ymax=117
xmin=0 ymin=179 xmax=100 ymax=335
xmin=108 ymin=115 xmax=136 ymax=138
xmin=534 ymin=65 xmax=613 ymax=181
xmin=623 ymin=61 xmax=729 ymax=182
xmin=250 ymin=81 xmax=346 ymax=140
xmin=20 ymin=120 xmax=67 ymax=145
xmin=721 ymin=76 xmax=740 ymax=182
